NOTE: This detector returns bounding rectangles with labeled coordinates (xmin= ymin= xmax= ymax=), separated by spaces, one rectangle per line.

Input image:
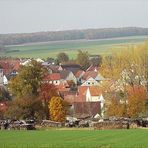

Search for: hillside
xmin=0 ymin=27 xmax=148 ymax=46
xmin=1 ymin=36 xmax=148 ymax=59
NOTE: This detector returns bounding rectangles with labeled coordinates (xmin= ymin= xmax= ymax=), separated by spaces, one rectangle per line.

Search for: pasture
xmin=0 ymin=129 xmax=147 ymax=148
xmin=2 ymin=35 xmax=148 ymax=59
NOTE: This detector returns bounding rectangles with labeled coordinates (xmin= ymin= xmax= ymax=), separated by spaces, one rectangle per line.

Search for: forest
xmin=0 ymin=27 xmax=148 ymax=46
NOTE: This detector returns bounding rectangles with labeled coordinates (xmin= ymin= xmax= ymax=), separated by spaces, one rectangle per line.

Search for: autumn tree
xmin=49 ymin=96 xmax=67 ymax=122
xmin=9 ymin=60 xmax=46 ymax=98
xmin=5 ymin=96 xmax=44 ymax=120
xmin=90 ymin=55 xmax=102 ymax=67
xmin=106 ymin=97 xmax=126 ymax=117
xmin=57 ymin=52 xmax=69 ymax=63
xmin=106 ymin=86 xmax=147 ymax=118
xmin=39 ymin=83 xmax=58 ymax=119
xmin=76 ymin=50 xmax=90 ymax=70
xmin=100 ymin=42 xmax=148 ymax=90
xmin=127 ymin=86 xmax=147 ymax=118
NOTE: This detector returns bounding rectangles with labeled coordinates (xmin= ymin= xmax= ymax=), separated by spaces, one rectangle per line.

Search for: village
xmin=0 ymin=48 xmax=148 ymax=130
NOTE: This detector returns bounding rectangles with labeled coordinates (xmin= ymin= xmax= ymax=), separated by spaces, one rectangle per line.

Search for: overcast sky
xmin=0 ymin=0 xmax=148 ymax=34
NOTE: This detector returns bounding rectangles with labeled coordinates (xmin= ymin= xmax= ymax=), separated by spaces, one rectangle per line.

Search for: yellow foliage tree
xmin=49 ymin=97 xmax=67 ymax=122
xmin=106 ymin=97 xmax=126 ymax=117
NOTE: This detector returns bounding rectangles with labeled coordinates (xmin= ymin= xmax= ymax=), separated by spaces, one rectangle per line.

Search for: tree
xmin=90 ymin=55 xmax=102 ymax=67
xmin=5 ymin=96 xmax=44 ymax=120
xmin=57 ymin=52 xmax=69 ymax=63
xmin=127 ymin=86 xmax=147 ymax=118
xmin=9 ymin=60 xmax=46 ymax=98
xmin=106 ymin=97 xmax=126 ymax=117
xmin=39 ymin=83 xmax=58 ymax=119
xmin=106 ymin=86 xmax=147 ymax=118
xmin=49 ymin=97 xmax=67 ymax=122
xmin=0 ymin=86 xmax=10 ymax=101
xmin=76 ymin=50 xmax=90 ymax=70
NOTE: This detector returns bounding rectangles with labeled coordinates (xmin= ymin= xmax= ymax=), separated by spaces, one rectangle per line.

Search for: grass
xmin=0 ymin=129 xmax=148 ymax=148
xmin=1 ymin=35 xmax=148 ymax=59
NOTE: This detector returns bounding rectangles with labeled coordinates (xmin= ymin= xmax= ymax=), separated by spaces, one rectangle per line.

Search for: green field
xmin=2 ymin=35 xmax=148 ymax=59
xmin=0 ymin=129 xmax=147 ymax=148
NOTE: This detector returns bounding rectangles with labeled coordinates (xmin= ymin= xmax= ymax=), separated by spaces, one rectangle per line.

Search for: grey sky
xmin=0 ymin=0 xmax=148 ymax=34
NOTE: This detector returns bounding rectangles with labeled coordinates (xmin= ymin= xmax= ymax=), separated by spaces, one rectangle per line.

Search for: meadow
xmin=0 ymin=129 xmax=147 ymax=148
xmin=2 ymin=35 xmax=148 ymax=59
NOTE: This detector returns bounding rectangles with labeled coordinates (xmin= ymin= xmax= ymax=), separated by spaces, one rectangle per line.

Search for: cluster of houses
xmin=0 ymin=58 xmax=108 ymax=119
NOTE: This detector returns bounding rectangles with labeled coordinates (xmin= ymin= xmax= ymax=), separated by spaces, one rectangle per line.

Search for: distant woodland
xmin=0 ymin=27 xmax=148 ymax=46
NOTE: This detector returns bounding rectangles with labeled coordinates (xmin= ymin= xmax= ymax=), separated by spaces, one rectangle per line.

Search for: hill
xmin=1 ymin=35 xmax=148 ymax=59
xmin=0 ymin=27 xmax=148 ymax=46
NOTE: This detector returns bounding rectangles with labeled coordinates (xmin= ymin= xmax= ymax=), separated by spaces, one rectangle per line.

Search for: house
xmin=46 ymin=65 xmax=61 ymax=74
xmin=43 ymin=70 xmax=77 ymax=86
xmin=43 ymin=73 xmax=61 ymax=85
xmin=21 ymin=59 xmax=32 ymax=66
xmin=59 ymin=64 xmax=82 ymax=74
xmin=73 ymin=102 xmax=101 ymax=117
xmin=74 ymin=70 xmax=85 ymax=84
xmin=3 ymin=75 xmax=8 ymax=85
xmin=81 ymin=71 xmax=104 ymax=83
xmin=0 ymin=61 xmax=12 ymax=75
xmin=60 ymin=70 xmax=77 ymax=84
xmin=81 ymin=77 xmax=101 ymax=86
xmin=86 ymin=65 xmax=99 ymax=72
xmin=35 ymin=58 xmax=44 ymax=63
xmin=72 ymin=86 xmax=105 ymax=117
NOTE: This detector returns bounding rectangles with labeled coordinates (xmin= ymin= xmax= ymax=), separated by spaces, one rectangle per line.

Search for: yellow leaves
xmin=49 ymin=97 xmax=67 ymax=122
xmin=106 ymin=97 xmax=126 ymax=117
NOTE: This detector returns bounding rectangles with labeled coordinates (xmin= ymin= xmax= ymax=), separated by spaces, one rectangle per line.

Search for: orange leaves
xmin=107 ymin=86 xmax=147 ymax=118
xmin=127 ymin=86 xmax=147 ymax=118
xmin=49 ymin=97 xmax=67 ymax=122
xmin=39 ymin=83 xmax=58 ymax=102
xmin=107 ymin=97 xmax=126 ymax=117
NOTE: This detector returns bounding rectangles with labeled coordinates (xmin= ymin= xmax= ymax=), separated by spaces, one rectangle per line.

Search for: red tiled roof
xmin=86 ymin=65 xmax=99 ymax=72
xmin=82 ymin=71 xmax=98 ymax=80
xmin=75 ymin=70 xmax=84 ymax=78
xmin=43 ymin=73 xmax=61 ymax=81
xmin=74 ymin=102 xmax=101 ymax=117
xmin=78 ymin=86 xmax=102 ymax=96
xmin=75 ymin=86 xmax=102 ymax=102
xmin=89 ymin=86 xmax=102 ymax=96
xmin=13 ymin=62 xmax=20 ymax=71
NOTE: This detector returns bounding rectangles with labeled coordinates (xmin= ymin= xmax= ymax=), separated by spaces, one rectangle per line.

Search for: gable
xmin=81 ymin=77 xmax=100 ymax=86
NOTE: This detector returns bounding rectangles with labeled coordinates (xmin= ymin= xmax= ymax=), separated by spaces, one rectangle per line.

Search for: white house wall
xmin=81 ymin=77 xmax=100 ymax=86
xmin=66 ymin=72 xmax=77 ymax=84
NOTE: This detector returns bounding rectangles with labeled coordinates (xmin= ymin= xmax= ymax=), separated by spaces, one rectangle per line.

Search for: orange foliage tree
xmin=49 ymin=96 xmax=67 ymax=122
xmin=106 ymin=97 xmax=126 ymax=117
xmin=127 ymin=86 xmax=147 ymax=118
xmin=106 ymin=86 xmax=147 ymax=118
xmin=39 ymin=83 xmax=58 ymax=119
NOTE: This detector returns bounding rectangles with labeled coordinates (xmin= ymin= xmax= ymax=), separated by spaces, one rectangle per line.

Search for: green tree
xmin=9 ymin=60 xmax=46 ymax=98
xmin=49 ymin=97 xmax=67 ymax=122
xmin=76 ymin=50 xmax=90 ymax=70
xmin=57 ymin=52 xmax=69 ymax=63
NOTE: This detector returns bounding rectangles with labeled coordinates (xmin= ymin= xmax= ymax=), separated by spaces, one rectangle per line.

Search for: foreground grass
xmin=3 ymin=36 xmax=148 ymax=59
xmin=0 ymin=129 xmax=147 ymax=148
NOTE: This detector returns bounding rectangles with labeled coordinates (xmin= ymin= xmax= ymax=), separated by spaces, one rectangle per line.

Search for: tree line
xmin=0 ymin=27 xmax=148 ymax=46
xmin=100 ymin=42 xmax=148 ymax=118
